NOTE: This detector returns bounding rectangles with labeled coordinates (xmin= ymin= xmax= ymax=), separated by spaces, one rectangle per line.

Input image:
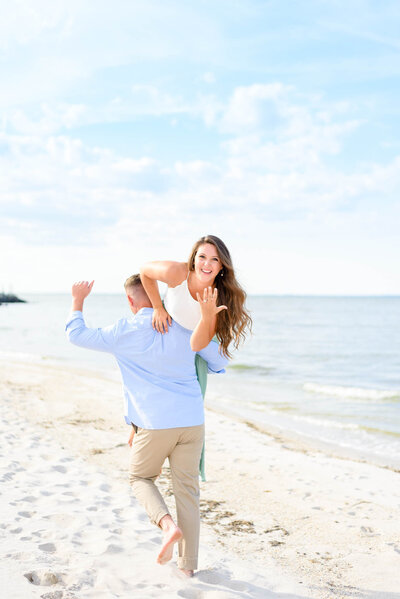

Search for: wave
xmin=228 ymin=363 xmax=273 ymax=376
xmin=280 ymin=412 xmax=400 ymax=438
xmin=291 ymin=413 xmax=361 ymax=430
xmin=303 ymin=382 xmax=400 ymax=401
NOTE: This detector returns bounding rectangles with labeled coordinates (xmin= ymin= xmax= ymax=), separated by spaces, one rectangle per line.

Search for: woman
xmin=140 ymin=235 xmax=251 ymax=354
xmin=140 ymin=235 xmax=252 ymax=478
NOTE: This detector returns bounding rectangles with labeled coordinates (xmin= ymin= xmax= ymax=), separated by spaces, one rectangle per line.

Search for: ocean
xmin=1 ymin=294 xmax=399 ymax=468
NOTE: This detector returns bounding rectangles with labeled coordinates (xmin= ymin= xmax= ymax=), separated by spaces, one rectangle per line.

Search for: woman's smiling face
xmin=194 ymin=243 xmax=222 ymax=283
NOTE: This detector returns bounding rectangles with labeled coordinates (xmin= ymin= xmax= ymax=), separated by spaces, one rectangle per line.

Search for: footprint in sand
xmin=6 ymin=551 xmax=33 ymax=561
xmin=52 ymin=465 xmax=68 ymax=474
xmin=177 ymin=591 xmax=201 ymax=599
xmin=361 ymin=526 xmax=376 ymax=536
xmin=24 ymin=570 xmax=62 ymax=586
xmin=135 ymin=511 xmax=148 ymax=522
xmin=18 ymin=511 xmax=35 ymax=518
xmin=39 ymin=543 xmax=57 ymax=553
xmin=19 ymin=495 xmax=38 ymax=503
xmin=103 ymin=543 xmax=123 ymax=554
xmin=40 ymin=454 xmax=53 ymax=461
xmin=100 ymin=495 xmax=112 ymax=504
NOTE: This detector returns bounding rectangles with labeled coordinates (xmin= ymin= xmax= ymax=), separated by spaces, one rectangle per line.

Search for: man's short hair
xmin=124 ymin=274 xmax=143 ymax=293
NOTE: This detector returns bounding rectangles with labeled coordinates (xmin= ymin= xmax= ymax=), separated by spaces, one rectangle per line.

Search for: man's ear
xmin=127 ymin=294 xmax=135 ymax=309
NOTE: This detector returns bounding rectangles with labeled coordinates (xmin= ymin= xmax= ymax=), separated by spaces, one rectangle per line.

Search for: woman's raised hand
xmin=196 ymin=287 xmax=227 ymax=318
xmin=152 ymin=305 xmax=173 ymax=334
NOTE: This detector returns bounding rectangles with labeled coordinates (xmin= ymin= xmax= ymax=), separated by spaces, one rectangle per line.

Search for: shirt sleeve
xmin=65 ymin=311 xmax=118 ymax=353
xmin=197 ymin=340 xmax=228 ymax=374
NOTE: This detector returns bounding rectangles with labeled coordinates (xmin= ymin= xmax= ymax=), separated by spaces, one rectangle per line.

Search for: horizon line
xmin=10 ymin=292 xmax=400 ymax=298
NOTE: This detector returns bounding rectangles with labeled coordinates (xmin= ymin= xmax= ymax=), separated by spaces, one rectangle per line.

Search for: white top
xmin=164 ymin=276 xmax=201 ymax=331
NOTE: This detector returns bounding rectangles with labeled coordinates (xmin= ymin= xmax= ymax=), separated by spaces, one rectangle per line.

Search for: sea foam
xmin=303 ymin=383 xmax=400 ymax=401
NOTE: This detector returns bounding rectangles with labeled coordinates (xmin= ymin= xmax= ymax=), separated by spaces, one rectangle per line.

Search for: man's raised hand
xmin=71 ymin=280 xmax=94 ymax=311
xmin=72 ymin=280 xmax=95 ymax=300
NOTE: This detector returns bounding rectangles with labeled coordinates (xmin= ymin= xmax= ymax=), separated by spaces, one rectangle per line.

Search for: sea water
xmin=1 ymin=294 xmax=399 ymax=468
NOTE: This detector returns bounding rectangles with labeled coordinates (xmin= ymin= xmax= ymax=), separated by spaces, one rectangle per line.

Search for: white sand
xmin=1 ymin=355 xmax=400 ymax=598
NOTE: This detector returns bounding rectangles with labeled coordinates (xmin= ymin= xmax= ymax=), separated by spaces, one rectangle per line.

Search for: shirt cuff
xmin=65 ymin=310 xmax=84 ymax=331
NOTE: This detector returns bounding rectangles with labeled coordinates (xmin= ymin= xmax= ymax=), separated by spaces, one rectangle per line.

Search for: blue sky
xmin=1 ymin=0 xmax=399 ymax=294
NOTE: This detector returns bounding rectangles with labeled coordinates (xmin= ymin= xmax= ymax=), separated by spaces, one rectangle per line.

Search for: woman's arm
xmin=190 ymin=286 xmax=227 ymax=352
xmin=140 ymin=261 xmax=187 ymax=333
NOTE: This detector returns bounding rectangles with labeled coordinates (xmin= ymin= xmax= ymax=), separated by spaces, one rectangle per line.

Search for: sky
xmin=1 ymin=0 xmax=399 ymax=295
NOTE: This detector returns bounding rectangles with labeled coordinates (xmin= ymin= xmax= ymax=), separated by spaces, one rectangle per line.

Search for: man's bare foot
xmin=179 ymin=569 xmax=194 ymax=577
xmin=157 ymin=515 xmax=183 ymax=565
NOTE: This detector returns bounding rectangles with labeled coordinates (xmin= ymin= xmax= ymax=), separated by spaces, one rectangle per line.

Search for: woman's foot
xmin=157 ymin=515 xmax=183 ymax=565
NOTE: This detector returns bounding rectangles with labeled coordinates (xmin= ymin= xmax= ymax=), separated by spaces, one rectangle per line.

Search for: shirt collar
xmin=136 ymin=307 xmax=153 ymax=315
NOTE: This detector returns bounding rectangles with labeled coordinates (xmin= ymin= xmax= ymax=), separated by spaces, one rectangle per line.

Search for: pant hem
xmin=151 ymin=509 xmax=170 ymax=528
xmin=177 ymin=558 xmax=198 ymax=570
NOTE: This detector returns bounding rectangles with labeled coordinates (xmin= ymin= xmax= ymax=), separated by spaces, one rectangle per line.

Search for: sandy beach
xmin=1 ymin=355 xmax=399 ymax=599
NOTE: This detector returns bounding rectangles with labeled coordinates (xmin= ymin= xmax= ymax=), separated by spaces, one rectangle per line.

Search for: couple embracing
xmin=66 ymin=235 xmax=251 ymax=577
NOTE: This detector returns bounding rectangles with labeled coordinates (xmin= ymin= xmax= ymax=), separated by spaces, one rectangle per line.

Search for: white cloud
xmin=127 ymin=85 xmax=189 ymax=116
xmin=1 ymin=78 xmax=399 ymax=293
xmin=0 ymin=1 xmax=227 ymax=110
xmin=0 ymin=0 xmax=72 ymax=49
xmin=1 ymin=82 xmax=398 ymax=240
xmin=112 ymin=157 xmax=157 ymax=173
xmin=6 ymin=104 xmax=86 ymax=136
xmin=219 ymin=83 xmax=289 ymax=134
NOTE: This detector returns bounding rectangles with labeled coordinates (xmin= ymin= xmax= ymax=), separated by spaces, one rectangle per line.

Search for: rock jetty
xmin=0 ymin=293 xmax=27 ymax=305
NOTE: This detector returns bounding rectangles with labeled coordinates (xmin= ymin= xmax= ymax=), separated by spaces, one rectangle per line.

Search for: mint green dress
xmin=195 ymin=354 xmax=208 ymax=481
xmin=163 ymin=281 xmax=211 ymax=481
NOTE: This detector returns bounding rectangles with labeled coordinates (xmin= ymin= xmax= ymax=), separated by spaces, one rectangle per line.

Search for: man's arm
xmin=66 ymin=281 xmax=117 ymax=352
xmin=197 ymin=340 xmax=228 ymax=374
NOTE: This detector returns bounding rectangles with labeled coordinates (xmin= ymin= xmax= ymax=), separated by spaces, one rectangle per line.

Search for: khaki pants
xmin=129 ymin=424 xmax=205 ymax=570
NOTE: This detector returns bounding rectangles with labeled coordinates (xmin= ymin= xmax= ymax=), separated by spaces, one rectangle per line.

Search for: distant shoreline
xmin=0 ymin=293 xmax=26 ymax=305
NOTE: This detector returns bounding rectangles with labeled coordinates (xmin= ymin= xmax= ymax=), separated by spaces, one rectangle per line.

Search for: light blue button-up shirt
xmin=65 ymin=308 xmax=227 ymax=430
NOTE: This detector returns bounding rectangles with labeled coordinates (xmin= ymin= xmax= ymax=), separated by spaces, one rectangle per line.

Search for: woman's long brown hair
xmin=188 ymin=235 xmax=252 ymax=358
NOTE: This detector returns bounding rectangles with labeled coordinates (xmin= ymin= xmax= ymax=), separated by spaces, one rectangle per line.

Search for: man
xmin=65 ymin=275 xmax=227 ymax=577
